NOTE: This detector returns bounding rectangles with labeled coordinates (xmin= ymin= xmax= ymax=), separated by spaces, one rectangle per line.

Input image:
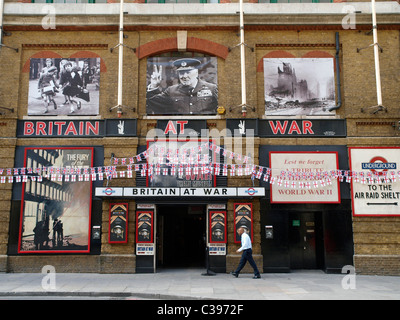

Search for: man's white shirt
xmin=238 ymin=232 xmax=252 ymax=252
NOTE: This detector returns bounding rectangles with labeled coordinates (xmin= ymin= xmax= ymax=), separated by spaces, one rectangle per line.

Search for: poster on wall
xmin=146 ymin=56 xmax=218 ymax=115
xmin=234 ymin=203 xmax=253 ymax=244
xmin=18 ymin=147 xmax=93 ymax=253
xmin=146 ymin=139 xmax=216 ymax=188
xmin=269 ymin=151 xmax=340 ymax=203
xmin=136 ymin=211 xmax=154 ymax=243
xmin=209 ymin=211 xmax=227 ymax=244
xmin=263 ymin=58 xmax=336 ymax=116
xmin=349 ymin=147 xmax=400 ymax=216
xmin=109 ymin=203 xmax=128 ymax=243
xmin=28 ymin=57 xmax=101 ymax=116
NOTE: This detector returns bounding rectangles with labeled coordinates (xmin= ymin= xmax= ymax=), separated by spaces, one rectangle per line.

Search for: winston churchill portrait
xmin=146 ymin=57 xmax=218 ymax=115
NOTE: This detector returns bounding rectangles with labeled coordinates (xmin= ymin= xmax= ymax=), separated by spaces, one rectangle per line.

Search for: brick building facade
xmin=0 ymin=0 xmax=399 ymax=275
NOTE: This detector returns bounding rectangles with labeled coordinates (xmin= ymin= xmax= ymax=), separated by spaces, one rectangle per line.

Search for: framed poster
xmin=146 ymin=56 xmax=218 ymax=115
xmin=209 ymin=211 xmax=227 ymax=244
xmin=234 ymin=203 xmax=253 ymax=244
xmin=18 ymin=147 xmax=93 ymax=253
xmin=264 ymin=58 xmax=336 ymax=116
xmin=146 ymin=139 xmax=217 ymax=188
xmin=109 ymin=203 xmax=128 ymax=243
xmin=136 ymin=211 xmax=154 ymax=243
xmin=28 ymin=57 xmax=101 ymax=116
xmin=349 ymin=147 xmax=400 ymax=216
xmin=269 ymin=151 xmax=341 ymax=204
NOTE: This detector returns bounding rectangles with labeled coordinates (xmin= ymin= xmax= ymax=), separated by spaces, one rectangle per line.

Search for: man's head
xmin=173 ymin=58 xmax=201 ymax=87
xmin=237 ymin=227 xmax=248 ymax=236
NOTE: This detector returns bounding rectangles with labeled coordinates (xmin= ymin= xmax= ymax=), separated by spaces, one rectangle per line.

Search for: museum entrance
xmin=156 ymin=204 xmax=206 ymax=269
xmin=289 ymin=212 xmax=324 ymax=270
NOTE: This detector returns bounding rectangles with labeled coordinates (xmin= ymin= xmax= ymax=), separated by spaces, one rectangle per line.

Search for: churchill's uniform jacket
xmin=146 ymin=79 xmax=218 ymax=115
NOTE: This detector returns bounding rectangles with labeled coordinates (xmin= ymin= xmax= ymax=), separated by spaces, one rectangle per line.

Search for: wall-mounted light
xmin=229 ymin=103 xmax=255 ymax=118
xmin=109 ymin=105 xmax=135 ymax=118
xmin=0 ymin=106 xmax=14 ymax=115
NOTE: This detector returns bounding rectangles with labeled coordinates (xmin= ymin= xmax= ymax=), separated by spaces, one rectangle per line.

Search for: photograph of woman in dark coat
xmin=59 ymin=62 xmax=83 ymax=114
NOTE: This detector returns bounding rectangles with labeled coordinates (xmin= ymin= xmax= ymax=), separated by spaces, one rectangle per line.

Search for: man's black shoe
xmin=253 ymin=275 xmax=261 ymax=279
xmin=231 ymin=272 xmax=238 ymax=278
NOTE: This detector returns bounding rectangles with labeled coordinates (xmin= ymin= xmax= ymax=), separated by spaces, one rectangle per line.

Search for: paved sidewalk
xmin=0 ymin=269 xmax=399 ymax=300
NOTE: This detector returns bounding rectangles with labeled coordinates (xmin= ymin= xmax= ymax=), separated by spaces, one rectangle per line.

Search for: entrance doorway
xmin=289 ymin=212 xmax=324 ymax=269
xmin=156 ymin=205 xmax=206 ymax=269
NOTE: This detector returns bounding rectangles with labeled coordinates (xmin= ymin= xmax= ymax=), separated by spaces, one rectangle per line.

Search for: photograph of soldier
xmin=28 ymin=57 xmax=100 ymax=116
xmin=146 ymin=57 xmax=218 ymax=115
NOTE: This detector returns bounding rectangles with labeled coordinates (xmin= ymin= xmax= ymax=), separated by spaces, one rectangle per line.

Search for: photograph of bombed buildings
xmin=264 ymin=58 xmax=336 ymax=116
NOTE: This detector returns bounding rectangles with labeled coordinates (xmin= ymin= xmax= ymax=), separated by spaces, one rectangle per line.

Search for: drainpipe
xmin=239 ymin=0 xmax=247 ymax=117
xmin=117 ymin=0 xmax=124 ymax=118
xmin=0 ymin=0 xmax=4 ymax=49
xmin=371 ymin=0 xmax=383 ymax=107
xmin=328 ymin=32 xmax=342 ymax=112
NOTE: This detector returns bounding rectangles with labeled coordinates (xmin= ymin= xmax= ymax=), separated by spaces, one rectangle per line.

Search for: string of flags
xmin=1 ymin=142 xmax=399 ymax=189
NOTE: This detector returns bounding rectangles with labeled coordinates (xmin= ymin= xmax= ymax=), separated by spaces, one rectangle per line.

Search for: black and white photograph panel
xmin=264 ymin=58 xmax=336 ymax=116
xmin=146 ymin=56 xmax=218 ymax=115
xmin=28 ymin=57 xmax=100 ymax=116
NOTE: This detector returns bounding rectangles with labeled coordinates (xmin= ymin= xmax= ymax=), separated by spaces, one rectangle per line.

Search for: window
xmin=155 ymin=51 xmax=208 ymax=58
xmin=32 ymin=0 xmax=107 ymax=3
xmin=146 ymin=0 xmax=219 ymax=3
xmin=259 ymin=0 xmax=332 ymax=3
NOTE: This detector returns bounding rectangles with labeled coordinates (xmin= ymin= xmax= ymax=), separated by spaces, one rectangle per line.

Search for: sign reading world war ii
xmin=28 ymin=57 xmax=101 ymax=116
xmin=146 ymin=56 xmax=218 ymax=115
xmin=349 ymin=147 xmax=400 ymax=216
xmin=269 ymin=151 xmax=341 ymax=204
xmin=264 ymin=58 xmax=336 ymax=116
xmin=19 ymin=147 xmax=93 ymax=253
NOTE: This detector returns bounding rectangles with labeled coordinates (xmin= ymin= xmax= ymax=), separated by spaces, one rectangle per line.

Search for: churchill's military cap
xmin=173 ymin=58 xmax=201 ymax=70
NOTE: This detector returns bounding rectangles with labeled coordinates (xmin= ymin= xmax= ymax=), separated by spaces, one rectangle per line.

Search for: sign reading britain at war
xmin=17 ymin=119 xmax=137 ymax=138
xmin=349 ymin=147 xmax=400 ymax=216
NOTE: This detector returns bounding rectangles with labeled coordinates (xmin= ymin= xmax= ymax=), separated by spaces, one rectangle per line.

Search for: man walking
xmin=231 ymin=227 xmax=261 ymax=279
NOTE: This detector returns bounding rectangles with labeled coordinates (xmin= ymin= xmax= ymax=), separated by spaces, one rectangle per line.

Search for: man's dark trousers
xmin=234 ymin=248 xmax=260 ymax=276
